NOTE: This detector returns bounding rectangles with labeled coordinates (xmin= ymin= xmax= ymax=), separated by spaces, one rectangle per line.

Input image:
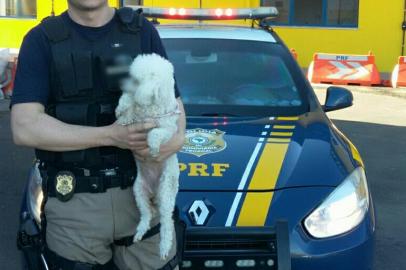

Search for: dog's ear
xmin=155 ymin=76 xmax=176 ymax=104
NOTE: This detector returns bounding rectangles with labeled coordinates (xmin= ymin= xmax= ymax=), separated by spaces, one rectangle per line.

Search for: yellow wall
xmin=0 ymin=0 xmax=403 ymax=73
xmin=0 ymin=0 xmax=119 ymax=49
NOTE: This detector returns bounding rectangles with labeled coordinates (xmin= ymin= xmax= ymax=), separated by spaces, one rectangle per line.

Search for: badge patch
xmin=55 ymin=171 xmax=76 ymax=202
xmin=181 ymin=129 xmax=226 ymax=157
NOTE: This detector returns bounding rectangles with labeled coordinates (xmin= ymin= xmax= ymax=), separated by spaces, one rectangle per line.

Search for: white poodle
xmin=115 ymin=53 xmax=180 ymax=259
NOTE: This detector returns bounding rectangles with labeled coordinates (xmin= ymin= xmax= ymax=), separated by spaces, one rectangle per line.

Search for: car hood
xmin=178 ymin=113 xmax=356 ymax=192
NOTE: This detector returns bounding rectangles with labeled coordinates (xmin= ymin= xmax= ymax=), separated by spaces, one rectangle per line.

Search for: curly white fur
xmin=115 ymin=53 xmax=180 ymax=260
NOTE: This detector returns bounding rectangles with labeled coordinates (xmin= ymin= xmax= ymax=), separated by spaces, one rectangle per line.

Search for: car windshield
xmin=162 ymin=38 xmax=309 ymax=117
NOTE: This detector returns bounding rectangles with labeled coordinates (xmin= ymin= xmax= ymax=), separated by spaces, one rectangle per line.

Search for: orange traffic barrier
xmin=391 ymin=56 xmax=406 ymax=88
xmin=307 ymin=51 xmax=381 ymax=86
xmin=1 ymin=58 xmax=17 ymax=97
xmin=290 ymin=49 xmax=298 ymax=60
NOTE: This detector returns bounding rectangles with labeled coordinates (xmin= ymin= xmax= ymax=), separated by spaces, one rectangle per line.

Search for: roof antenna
xmin=51 ymin=0 xmax=55 ymax=16
xmin=198 ymin=0 xmax=203 ymax=24
xmin=150 ymin=0 xmax=160 ymax=25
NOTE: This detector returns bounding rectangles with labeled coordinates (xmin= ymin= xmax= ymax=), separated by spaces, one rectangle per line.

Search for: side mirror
xmin=323 ymin=86 xmax=353 ymax=112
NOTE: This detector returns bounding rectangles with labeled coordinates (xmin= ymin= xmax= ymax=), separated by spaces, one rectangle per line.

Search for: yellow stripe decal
xmin=277 ymin=116 xmax=299 ymax=121
xmin=273 ymin=125 xmax=296 ymax=130
xmin=348 ymin=141 xmax=365 ymax=168
xmin=270 ymin=132 xmax=293 ymax=137
xmin=333 ymin=125 xmax=365 ymax=168
xmin=236 ymin=140 xmax=291 ymax=226
xmin=268 ymin=138 xmax=291 ymax=143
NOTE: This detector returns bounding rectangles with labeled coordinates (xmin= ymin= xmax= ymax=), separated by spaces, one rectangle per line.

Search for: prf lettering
xmin=179 ymin=163 xmax=230 ymax=177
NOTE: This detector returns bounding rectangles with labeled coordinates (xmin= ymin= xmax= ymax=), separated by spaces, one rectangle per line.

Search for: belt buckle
xmin=54 ymin=171 xmax=76 ymax=202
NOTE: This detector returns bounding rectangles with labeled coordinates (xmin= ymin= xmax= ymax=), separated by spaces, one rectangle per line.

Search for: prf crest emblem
xmin=181 ymin=129 xmax=226 ymax=157
xmin=54 ymin=171 xmax=76 ymax=202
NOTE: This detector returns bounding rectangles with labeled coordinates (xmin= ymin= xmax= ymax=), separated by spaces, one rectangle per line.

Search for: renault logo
xmin=188 ymin=200 xmax=214 ymax=226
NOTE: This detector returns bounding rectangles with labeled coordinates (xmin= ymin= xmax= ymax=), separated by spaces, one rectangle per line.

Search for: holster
xmin=17 ymin=213 xmax=46 ymax=270
xmin=174 ymin=207 xmax=186 ymax=263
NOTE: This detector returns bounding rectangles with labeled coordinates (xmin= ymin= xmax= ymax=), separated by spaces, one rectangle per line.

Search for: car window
xmin=163 ymin=38 xmax=308 ymax=116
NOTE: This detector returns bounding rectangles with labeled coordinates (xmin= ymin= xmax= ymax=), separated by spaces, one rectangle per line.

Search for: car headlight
xmin=27 ymin=163 xmax=44 ymax=225
xmin=304 ymin=167 xmax=369 ymax=238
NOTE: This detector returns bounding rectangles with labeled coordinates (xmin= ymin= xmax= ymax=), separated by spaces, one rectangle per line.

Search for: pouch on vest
xmin=52 ymin=51 xmax=94 ymax=99
xmin=56 ymin=103 xmax=101 ymax=165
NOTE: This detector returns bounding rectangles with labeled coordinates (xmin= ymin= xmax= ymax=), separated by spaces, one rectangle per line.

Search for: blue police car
xmin=19 ymin=6 xmax=375 ymax=270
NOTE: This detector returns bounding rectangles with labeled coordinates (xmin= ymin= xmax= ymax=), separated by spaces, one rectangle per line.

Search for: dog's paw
xmin=133 ymin=223 xmax=150 ymax=242
xmin=133 ymin=227 xmax=148 ymax=242
xmin=159 ymin=241 xmax=172 ymax=260
xmin=147 ymin=130 xmax=163 ymax=157
xmin=159 ymin=229 xmax=174 ymax=260
xmin=133 ymin=231 xmax=144 ymax=242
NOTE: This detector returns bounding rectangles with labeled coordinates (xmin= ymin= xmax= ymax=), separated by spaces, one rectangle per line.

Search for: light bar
xmin=127 ymin=6 xmax=278 ymax=21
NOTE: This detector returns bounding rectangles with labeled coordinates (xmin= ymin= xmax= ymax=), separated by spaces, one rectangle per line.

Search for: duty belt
xmin=42 ymin=166 xmax=136 ymax=202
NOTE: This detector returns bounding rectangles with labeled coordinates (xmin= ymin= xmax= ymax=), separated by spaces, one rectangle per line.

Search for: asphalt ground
xmin=1 ymin=87 xmax=406 ymax=269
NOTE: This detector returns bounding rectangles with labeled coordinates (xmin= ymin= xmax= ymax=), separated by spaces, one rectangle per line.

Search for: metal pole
xmin=200 ymin=0 xmax=202 ymax=9
xmin=402 ymin=0 xmax=406 ymax=56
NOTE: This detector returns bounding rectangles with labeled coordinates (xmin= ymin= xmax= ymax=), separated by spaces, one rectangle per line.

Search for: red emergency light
xmin=127 ymin=6 xmax=278 ymax=21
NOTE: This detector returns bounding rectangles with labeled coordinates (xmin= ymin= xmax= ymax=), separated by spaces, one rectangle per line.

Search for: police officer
xmin=10 ymin=0 xmax=186 ymax=269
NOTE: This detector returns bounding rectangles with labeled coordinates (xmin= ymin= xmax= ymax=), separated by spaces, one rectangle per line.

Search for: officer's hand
xmin=109 ymin=121 xmax=156 ymax=151
xmin=132 ymin=148 xmax=151 ymax=162
xmin=133 ymin=129 xmax=185 ymax=163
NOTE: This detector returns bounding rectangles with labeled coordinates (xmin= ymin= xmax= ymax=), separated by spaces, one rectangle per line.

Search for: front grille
xmin=186 ymin=238 xmax=276 ymax=253
xmin=180 ymin=221 xmax=291 ymax=270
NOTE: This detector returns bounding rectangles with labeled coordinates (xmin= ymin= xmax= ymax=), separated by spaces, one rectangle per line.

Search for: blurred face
xmin=68 ymin=0 xmax=108 ymax=11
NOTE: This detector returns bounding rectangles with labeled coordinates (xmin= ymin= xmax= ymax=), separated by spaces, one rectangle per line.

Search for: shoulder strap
xmin=41 ymin=15 xmax=70 ymax=43
xmin=117 ymin=7 xmax=144 ymax=33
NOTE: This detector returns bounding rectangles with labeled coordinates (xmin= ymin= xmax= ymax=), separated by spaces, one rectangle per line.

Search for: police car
xmin=19 ymin=6 xmax=375 ymax=270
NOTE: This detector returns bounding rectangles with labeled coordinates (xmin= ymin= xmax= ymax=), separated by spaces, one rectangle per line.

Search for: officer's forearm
xmin=160 ymin=120 xmax=185 ymax=154
xmin=165 ymin=99 xmax=186 ymax=150
xmin=154 ymin=99 xmax=186 ymax=161
xmin=11 ymin=103 xmax=112 ymax=151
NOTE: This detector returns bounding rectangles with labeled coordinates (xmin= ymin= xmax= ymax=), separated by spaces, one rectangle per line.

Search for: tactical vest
xmin=36 ymin=7 xmax=143 ymax=170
